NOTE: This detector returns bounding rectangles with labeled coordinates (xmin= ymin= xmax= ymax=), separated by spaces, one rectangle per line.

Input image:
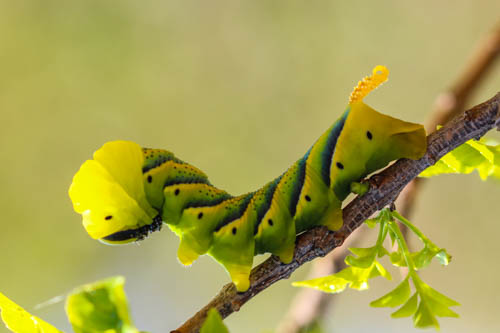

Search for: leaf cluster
xmin=420 ymin=137 xmax=500 ymax=180
xmin=293 ymin=209 xmax=459 ymax=329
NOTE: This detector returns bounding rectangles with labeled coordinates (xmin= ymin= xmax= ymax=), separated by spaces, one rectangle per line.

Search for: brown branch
xmin=173 ymin=92 xmax=500 ymax=333
xmin=276 ymin=21 xmax=500 ymax=332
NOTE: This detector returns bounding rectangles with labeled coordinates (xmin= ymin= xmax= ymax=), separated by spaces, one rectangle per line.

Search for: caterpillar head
xmin=331 ymin=66 xmax=427 ymax=199
xmin=69 ymin=141 xmax=160 ymax=244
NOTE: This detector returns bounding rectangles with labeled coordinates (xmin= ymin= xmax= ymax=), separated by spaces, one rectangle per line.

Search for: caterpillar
xmin=69 ymin=66 xmax=426 ymax=292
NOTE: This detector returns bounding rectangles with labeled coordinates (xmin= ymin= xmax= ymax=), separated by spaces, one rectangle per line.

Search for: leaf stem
xmin=387 ymin=218 xmax=415 ymax=274
xmin=391 ymin=211 xmax=432 ymax=245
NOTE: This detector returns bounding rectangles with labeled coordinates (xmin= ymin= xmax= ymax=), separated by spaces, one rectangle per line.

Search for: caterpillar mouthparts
xmin=101 ymin=215 xmax=163 ymax=244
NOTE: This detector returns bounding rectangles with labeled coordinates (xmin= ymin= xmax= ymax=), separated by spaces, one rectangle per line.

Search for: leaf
xmin=420 ymin=138 xmax=500 ymax=181
xmin=389 ymin=251 xmax=406 ymax=267
xmin=434 ymin=249 xmax=451 ymax=266
xmin=292 ymin=271 xmax=350 ymax=293
xmin=346 ymin=224 xmax=389 ymax=268
xmin=364 ymin=218 xmax=378 ymax=228
xmin=349 ymin=246 xmax=376 ymax=257
xmin=370 ymin=278 xmax=411 ymax=308
xmin=373 ymin=261 xmax=392 ymax=281
xmin=345 ymin=246 xmax=377 ymax=268
xmin=377 ymin=246 xmax=390 ymax=258
xmin=65 ymin=276 xmax=139 ymax=333
xmin=200 ymin=308 xmax=229 ymax=333
xmin=413 ymin=299 xmax=440 ymax=329
xmin=293 ymin=261 xmax=390 ymax=293
xmin=419 ymin=281 xmax=460 ymax=310
xmin=412 ymin=245 xmax=452 ymax=270
xmin=391 ymin=293 xmax=418 ymax=318
xmin=0 ymin=292 xmax=63 ymax=333
xmin=405 ymin=280 xmax=460 ymax=329
xmin=348 ymin=266 xmax=377 ymax=290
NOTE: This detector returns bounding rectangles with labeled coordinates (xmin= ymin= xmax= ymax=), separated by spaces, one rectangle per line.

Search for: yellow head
xmin=68 ymin=141 xmax=159 ymax=244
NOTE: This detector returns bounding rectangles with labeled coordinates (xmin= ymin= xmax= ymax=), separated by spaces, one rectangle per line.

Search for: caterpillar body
xmin=69 ymin=66 xmax=426 ymax=292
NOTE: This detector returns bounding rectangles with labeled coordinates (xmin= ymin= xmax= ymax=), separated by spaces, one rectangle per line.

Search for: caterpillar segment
xmin=68 ymin=66 xmax=427 ymax=292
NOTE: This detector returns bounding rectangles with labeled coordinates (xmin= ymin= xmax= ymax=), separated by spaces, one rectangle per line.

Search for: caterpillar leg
xmin=177 ymin=237 xmax=201 ymax=266
xmin=208 ymin=215 xmax=256 ymax=292
xmin=350 ymin=181 xmax=370 ymax=196
xmin=274 ymin=242 xmax=295 ymax=264
xmin=173 ymin=203 xmax=232 ymax=266
xmin=254 ymin=203 xmax=296 ymax=264
xmin=317 ymin=199 xmax=343 ymax=231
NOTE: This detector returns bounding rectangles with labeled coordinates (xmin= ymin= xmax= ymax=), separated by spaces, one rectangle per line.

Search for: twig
xmin=172 ymin=92 xmax=500 ymax=333
xmin=276 ymin=21 xmax=500 ymax=332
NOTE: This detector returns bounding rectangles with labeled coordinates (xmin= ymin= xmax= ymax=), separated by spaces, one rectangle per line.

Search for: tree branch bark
xmin=173 ymin=92 xmax=500 ymax=333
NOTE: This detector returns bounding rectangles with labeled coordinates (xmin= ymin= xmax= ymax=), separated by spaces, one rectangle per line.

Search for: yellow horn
xmin=349 ymin=65 xmax=389 ymax=104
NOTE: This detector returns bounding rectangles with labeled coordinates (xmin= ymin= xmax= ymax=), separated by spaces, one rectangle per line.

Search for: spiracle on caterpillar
xmin=68 ymin=66 xmax=426 ymax=292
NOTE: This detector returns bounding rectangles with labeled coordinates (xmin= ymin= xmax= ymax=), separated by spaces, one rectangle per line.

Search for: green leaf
xmin=418 ymin=281 xmax=460 ymax=310
xmin=293 ymin=261 xmax=390 ymax=293
xmin=292 ymin=270 xmax=350 ymax=293
xmin=346 ymin=222 xmax=389 ymax=268
xmin=364 ymin=218 xmax=377 ymax=228
xmin=200 ymin=308 xmax=229 ymax=333
xmin=345 ymin=246 xmax=377 ymax=268
xmin=0 ymin=292 xmax=63 ymax=333
xmin=420 ymin=138 xmax=500 ymax=181
xmin=412 ymin=245 xmax=452 ymax=270
xmin=349 ymin=246 xmax=376 ymax=257
xmin=413 ymin=299 xmax=440 ymax=329
xmin=434 ymin=250 xmax=452 ymax=266
xmin=348 ymin=266 xmax=377 ymax=290
xmin=373 ymin=261 xmax=392 ymax=281
xmin=377 ymin=246 xmax=390 ymax=258
xmin=65 ymin=276 xmax=139 ymax=333
xmin=389 ymin=251 xmax=406 ymax=267
xmin=370 ymin=278 xmax=411 ymax=308
xmin=406 ymin=280 xmax=460 ymax=329
xmin=391 ymin=293 xmax=418 ymax=318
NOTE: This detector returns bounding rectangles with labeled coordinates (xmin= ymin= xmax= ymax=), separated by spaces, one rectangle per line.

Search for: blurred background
xmin=1 ymin=1 xmax=499 ymax=332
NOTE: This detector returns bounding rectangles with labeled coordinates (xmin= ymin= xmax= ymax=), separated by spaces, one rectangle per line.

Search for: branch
xmin=276 ymin=21 xmax=500 ymax=332
xmin=173 ymin=92 xmax=500 ymax=333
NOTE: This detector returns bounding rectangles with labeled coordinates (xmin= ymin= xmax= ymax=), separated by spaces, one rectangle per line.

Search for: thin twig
xmin=172 ymin=93 xmax=500 ymax=333
xmin=276 ymin=21 xmax=500 ymax=332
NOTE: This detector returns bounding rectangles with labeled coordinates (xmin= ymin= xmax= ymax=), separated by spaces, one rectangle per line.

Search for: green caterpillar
xmin=69 ymin=66 xmax=426 ymax=292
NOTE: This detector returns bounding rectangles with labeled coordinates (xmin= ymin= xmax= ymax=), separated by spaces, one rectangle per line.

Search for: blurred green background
xmin=1 ymin=1 xmax=499 ymax=332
